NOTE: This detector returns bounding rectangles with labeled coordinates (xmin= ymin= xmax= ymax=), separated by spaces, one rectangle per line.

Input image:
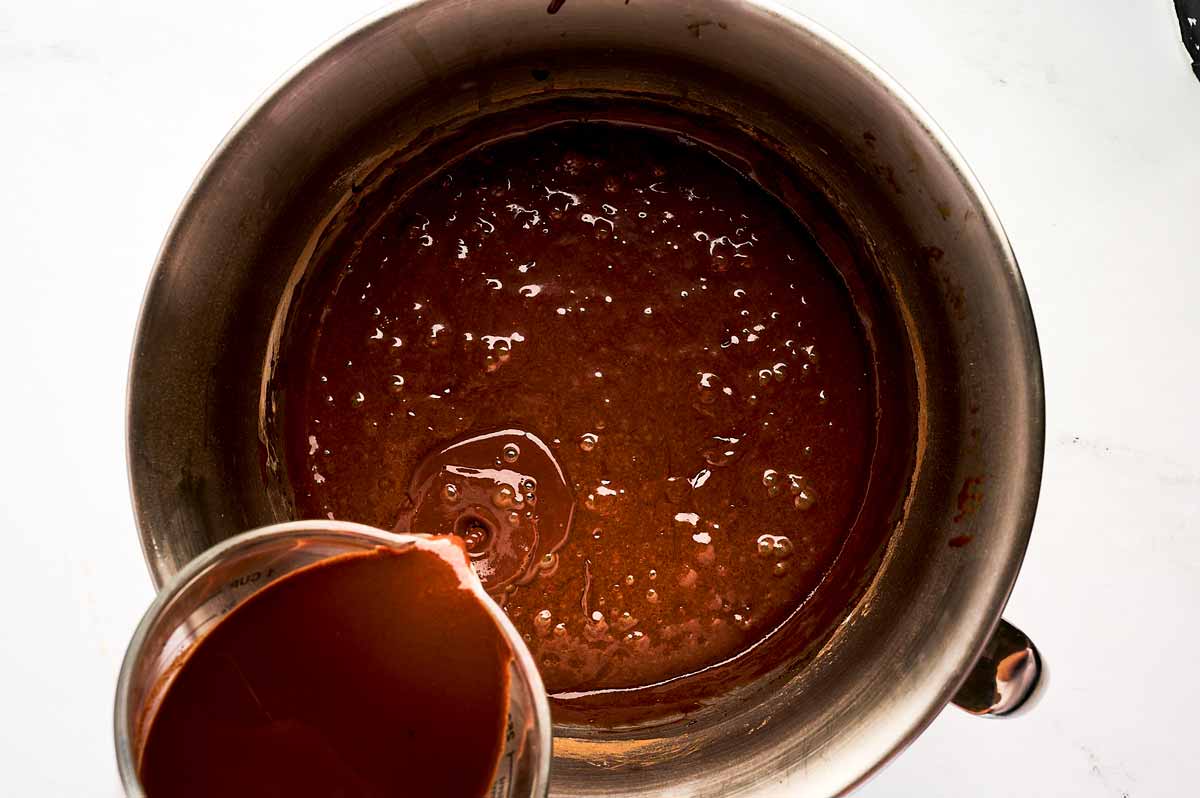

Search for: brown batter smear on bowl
xmin=276 ymin=119 xmax=915 ymax=720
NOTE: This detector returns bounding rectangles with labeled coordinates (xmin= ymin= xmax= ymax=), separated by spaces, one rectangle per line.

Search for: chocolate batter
xmin=137 ymin=539 xmax=511 ymax=797
xmin=276 ymin=119 xmax=914 ymax=719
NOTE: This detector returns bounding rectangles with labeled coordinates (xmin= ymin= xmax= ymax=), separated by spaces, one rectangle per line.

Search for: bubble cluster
xmin=459 ymin=518 xmax=491 ymax=555
xmin=756 ymin=534 xmax=795 ymax=563
xmin=787 ymin=474 xmax=817 ymax=510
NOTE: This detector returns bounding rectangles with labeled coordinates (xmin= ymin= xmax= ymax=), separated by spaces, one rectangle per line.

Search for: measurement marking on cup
xmin=229 ymin=568 xmax=275 ymax=590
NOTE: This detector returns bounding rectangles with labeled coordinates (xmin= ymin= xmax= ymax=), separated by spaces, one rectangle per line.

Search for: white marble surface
xmin=1 ymin=1 xmax=1197 ymax=794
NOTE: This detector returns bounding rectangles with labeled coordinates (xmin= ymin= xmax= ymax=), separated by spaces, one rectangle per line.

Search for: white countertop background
xmin=2 ymin=1 xmax=1197 ymax=794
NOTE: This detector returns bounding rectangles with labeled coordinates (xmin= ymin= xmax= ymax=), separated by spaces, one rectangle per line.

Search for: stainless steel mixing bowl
xmin=127 ymin=1 xmax=1044 ymax=795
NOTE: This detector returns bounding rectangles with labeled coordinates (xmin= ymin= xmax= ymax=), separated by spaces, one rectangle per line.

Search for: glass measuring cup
xmin=114 ymin=520 xmax=552 ymax=797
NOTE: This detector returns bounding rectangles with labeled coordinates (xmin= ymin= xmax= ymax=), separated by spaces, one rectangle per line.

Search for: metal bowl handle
xmin=952 ymin=619 xmax=1043 ymax=717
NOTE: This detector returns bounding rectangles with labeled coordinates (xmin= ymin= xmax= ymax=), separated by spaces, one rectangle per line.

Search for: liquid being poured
xmin=395 ymin=429 xmax=575 ymax=591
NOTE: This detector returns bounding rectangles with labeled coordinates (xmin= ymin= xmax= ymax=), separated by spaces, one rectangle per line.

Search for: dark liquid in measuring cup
xmin=137 ymin=539 xmax=512 ymax=797
xmin=276 ymin=116 xmax=916 ymax=722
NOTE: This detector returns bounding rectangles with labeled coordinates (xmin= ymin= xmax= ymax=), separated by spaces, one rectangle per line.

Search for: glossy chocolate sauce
xmin=276 ymin=118 xmax=915 ymax=722
xmin=137 ymin=539 xmax=511 ymax=797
